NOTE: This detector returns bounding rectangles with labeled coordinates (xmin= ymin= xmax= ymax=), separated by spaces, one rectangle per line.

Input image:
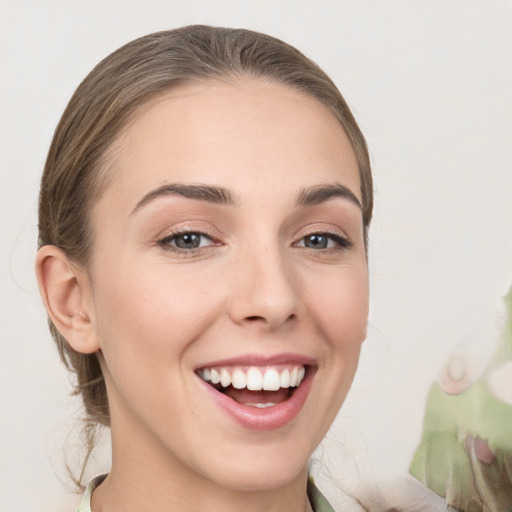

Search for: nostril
xmin=245 ymin=314 xmax=296 ymax=323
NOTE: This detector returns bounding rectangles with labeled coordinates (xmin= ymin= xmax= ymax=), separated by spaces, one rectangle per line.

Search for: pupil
xmin=176 ymin=233 xmax=200 ymax=249
xmin=306 ymin=235 xmax=327 ymax=249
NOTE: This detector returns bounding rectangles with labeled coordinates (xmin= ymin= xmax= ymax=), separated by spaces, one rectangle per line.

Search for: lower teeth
xmin=247 ymin=402 xmax=276 ymax=409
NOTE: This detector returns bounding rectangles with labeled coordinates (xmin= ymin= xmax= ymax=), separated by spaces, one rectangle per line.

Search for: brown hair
xmin=38 ymin=24 xmax=373 ymax=485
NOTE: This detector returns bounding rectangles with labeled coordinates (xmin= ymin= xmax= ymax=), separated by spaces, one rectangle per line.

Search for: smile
xmin=195 ymin=357 xmax=315 ymax=431
xmin=199 ymin=365 xmax=306 ymax=391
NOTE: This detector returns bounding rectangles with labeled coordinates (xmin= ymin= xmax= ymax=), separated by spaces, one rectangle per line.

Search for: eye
xmin=158 ymin=231 xmax=214 ymax=251
xmin=296 ymin=233 xmax=351 ymax=250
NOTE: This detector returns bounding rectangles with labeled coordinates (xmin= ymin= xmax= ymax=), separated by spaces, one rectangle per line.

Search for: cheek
xmin=92 ymin=263 xmax=224 ymax=369
xmin=299 ymin=264 xmax=368 ymax=431
xmin=91 ymin=262 xmax=229 ymax=428
xmin=302 ymin=264 xmax=369 ymax=350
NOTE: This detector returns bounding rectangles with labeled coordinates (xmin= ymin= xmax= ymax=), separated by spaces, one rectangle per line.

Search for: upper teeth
xmin=199 ymin=365 xmax=306 ymax=391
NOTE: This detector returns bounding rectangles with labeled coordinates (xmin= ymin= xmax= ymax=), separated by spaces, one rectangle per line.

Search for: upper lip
xmin=195 ymin=352 xmax=317 ymax=370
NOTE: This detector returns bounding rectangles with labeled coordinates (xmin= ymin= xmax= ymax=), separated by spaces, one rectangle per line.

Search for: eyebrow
xmin=130 ymin=181 xmax=362 ymax=215
xmin=296 ymin=183 xmax=362 ymax=209
xmin=130 ymin=183 xmax=238 ymax=214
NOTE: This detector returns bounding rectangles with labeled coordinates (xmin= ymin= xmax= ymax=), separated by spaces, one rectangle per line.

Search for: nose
xmin=228 ymin=243 xmax=300 ymax=330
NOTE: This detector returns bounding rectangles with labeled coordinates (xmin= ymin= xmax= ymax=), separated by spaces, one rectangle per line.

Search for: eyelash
xmin=156 ymin=229 xmax=352 ymax=255
xmin=294 ymin=231 xmax=352 ymax=251
xmin=157 ymin=229 xmax=218 ymax=255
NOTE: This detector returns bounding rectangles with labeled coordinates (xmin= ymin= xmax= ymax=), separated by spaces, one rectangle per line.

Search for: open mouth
xmin=196 ymin=364 xmax=308 ymax=409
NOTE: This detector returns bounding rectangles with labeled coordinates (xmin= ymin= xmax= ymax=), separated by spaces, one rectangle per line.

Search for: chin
xmin=201 ymin=453 xmax=310 ymax=493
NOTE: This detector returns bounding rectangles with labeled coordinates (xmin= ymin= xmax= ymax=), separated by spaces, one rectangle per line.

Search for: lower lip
xmin=198 ymin=369 xmax=315 ymax=431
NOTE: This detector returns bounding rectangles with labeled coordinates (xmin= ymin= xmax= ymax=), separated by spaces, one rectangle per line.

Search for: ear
xmin=35 ymin=245 xmax=100 ymax=354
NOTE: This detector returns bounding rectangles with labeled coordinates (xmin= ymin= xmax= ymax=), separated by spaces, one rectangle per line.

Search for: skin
xmin=37 ymin=79 xmax=369 ymax=512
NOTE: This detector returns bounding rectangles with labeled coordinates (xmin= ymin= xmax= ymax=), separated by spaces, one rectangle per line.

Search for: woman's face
xmin=86 ymin=79 xmax=369 ymax=491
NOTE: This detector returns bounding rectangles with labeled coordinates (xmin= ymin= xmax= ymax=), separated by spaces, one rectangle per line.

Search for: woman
xmin=35 ymin=25 xmax=373 ymax=512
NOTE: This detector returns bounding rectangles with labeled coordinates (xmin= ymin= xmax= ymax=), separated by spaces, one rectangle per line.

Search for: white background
xmin=1 ymin=1 xmax=511 ymax=511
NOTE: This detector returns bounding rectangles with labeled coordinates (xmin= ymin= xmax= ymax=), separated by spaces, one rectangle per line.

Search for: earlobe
xmin=35 ymin=246 xmax=99 ymax=354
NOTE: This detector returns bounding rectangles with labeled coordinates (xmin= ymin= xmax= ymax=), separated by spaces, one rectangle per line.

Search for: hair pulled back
xmin=38 ymin=25 xmax=373 ymax=482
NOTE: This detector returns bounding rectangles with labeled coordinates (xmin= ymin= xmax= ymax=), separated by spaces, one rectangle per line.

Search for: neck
xmin=91 ymin=407 xmax=313 ymax=512
xmin=92 ymin=454 xmax=312 ymax=512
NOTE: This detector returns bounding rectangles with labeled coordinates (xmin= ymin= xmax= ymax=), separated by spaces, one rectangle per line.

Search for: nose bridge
xmin=229 ymin=235 xmax=299 ymax=329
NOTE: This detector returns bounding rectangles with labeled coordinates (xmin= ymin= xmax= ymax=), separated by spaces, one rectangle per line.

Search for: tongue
xmin=224 ymin=387 xmax=292 ymax=406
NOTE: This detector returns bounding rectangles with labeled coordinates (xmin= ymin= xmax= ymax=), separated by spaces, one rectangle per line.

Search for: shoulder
xmin=308 ymin=478 xmax=367 ymax=512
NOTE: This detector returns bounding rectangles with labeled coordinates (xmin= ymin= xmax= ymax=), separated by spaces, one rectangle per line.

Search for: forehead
xmin=104 ymin=78 xmax=360 ymax=204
